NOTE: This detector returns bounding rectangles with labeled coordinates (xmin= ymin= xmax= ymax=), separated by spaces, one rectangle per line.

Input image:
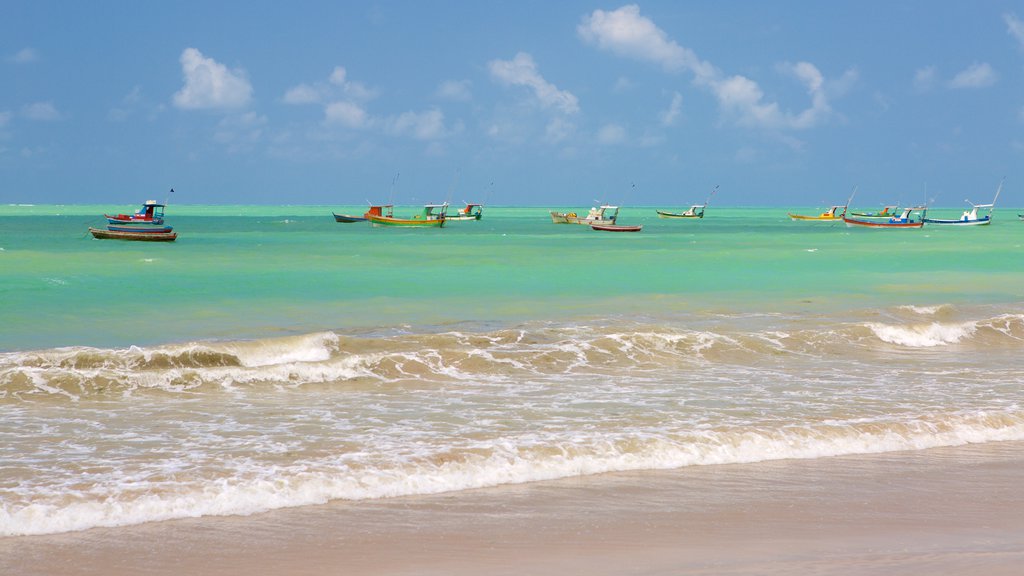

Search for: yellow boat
xmin=787 ymin=205 xmax=845 ymax=221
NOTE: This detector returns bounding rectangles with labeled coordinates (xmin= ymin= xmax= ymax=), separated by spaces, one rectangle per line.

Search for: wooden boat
xmin=551 ymin=205 xmax=619 ymax=225
xmin=848 ymin=205 xmax=899 ymax=219
xmin=106 ymin=224 xmax=174 ymax=233
xmin=843 ymin=206 xmax=926 ymax=229
xmin=657 ymin=185 xmax=717 ymax=219
xmin=105 ymin=199 xmax=167 ymax=224
xmin=332 ymin=212 xmax=367 ymax=223
xmin=366 ymin=203 xmax=447 ymax=228
xmin=922 ymin=179 xmax=1002 ymax=227
xmin=591 ymin=223 xmax=642 ymax=232
xmin=445 ymin=203 xmax=483 ymax=221
xmin=89 ymin=227 xmax=177 ymax=241
xmin=788 ymin=205 xmax=846 ymax=221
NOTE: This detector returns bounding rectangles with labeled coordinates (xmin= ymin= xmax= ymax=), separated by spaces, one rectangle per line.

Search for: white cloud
xmin=325 ymin=101 xmax=369 ymax=128
xmin=385 ymin=109 xmax=446 ymax=140
xmin=437 ymin=80 xmax=472 ymax=101
xmin=545 ymin=117 xmax=575 ymax=142
xmin=283 ymin=84 xmax=322 ymax=104
xmin=489 ymin=52 xmax=580 ymax=115
xmin=173 ymin=48 xmax=252 ymax=110
xmin=1005 ymin=13 xmax=1024 ymax=49
xmin=914 ymin=66 xmax=937 ymax=91
xmin=949 ymin=62 xmax=996 ymax=89
xmin=661 ymin=92 xmax=682 ymax=126
xmin=579 ymin=5 xmax=845 ymax=131
xmin=597 ymin=123 xmax=626 ymax=144
xmin=329 ymin=66 xmax=347 ymax=86
xmin=22 ymin=101 xmax=59 ymax=121
xmin=9 ymin=48 xmax=37 ymax=64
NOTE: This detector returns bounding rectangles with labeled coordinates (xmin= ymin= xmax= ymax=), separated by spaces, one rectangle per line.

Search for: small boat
xmin=848 ymin=205 xmax=899 ymax=219
xmin=366 ymin=203 xmax=447 ymax=228
xmin=843 ymin=206 xmax=926 ymax=229
xmin=788 ymin=205 xmax=846 ymax=221
xmin=332 ymin=212 xmax=367 ymax=223
xmin=105 ymin=199 xmax=167 ymax=225
xmin=89 ymin=227 xmax=177 ymax=241
xmin=551 ymin=205 xmax=619 ymax=225
xmin=657 ymin=185 xmax=717 ymax=219
xmin=105 ymin=224 xmax=174 ymax=233
xmin=922 ymin=179 xmax=1002 ymax=227
xmin=591 ymin=223 xmax=642 ymax=232
xmin=445 ymin=203 xmax=483 ymax=221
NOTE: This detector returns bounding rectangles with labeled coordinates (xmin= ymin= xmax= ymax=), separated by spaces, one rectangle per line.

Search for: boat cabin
xmin=419 ymin=203 xmax=449 ymax=221
xmin=587 ymin=205 xmax=619 ymax=222
xmin=363 ymin=204 xmax=395 ymax=219
xmin=682 ymin=204 xmax=706 ymax=217
xmin=458 ymin=203 xmax=483 ymax=218
xmin=821 ymin=205 xmax=844 ymax=218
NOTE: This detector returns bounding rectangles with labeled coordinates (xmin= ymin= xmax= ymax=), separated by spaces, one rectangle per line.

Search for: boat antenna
xmin=842 ymin=185 xmax=858 ymax=218
xmin=445 ymin=169 xmax=460 ymax=205
xmin=989 ymin=177 xmax=1005 ymax=216
xmin=389 ymin=172 xmax=400 ymax=205
xmin=705 ymin=185 xmax=719 ymax=207
xmin=164 ymin=188 xmax=174 ymax=207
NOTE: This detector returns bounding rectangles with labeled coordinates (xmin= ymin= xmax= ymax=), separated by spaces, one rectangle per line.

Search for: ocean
xmin=2 ymin=203 xmax=1023 ymax=538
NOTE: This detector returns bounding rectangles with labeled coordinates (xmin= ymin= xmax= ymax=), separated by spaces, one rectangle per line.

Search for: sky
xmin=3 ymin=0 xmax=1024 ymax=207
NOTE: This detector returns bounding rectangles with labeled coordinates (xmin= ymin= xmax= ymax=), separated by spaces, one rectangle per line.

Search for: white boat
xmin=551 ymin=204 xmax=619 ymax=225
xmin=923 ymin=179 xmax=1002 ymax=227
xmin=445 ymin=203 xmax=483 ymax=221
xmin=657 ymin=185 xmax=718 ymax=219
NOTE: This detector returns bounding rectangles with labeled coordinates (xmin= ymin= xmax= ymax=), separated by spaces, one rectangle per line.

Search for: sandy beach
xmin=4 ymin=441 xmax=1023 ymax=576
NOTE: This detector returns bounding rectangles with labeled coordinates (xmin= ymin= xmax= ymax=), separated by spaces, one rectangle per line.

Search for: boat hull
xmin=105 ymin=215 xmax=164 ymax=225
xmin=591 ymin=224 xmax=642 ymax=232
xmin=788 ymin=213 xmax=842 ymax=222
xmin=332 ymin=213 xmax=367 ymax=223
xmin=842 ymin=217 xmax=922 ymax=229
xmin=105 ymin=224 xmax=174 ymax=233
xmin=922 ymin=217 xmax=991 ymax=226
xmin=656 ymin=210 xmax=702 ymax=219
xmin=366 ymin=215 xmax=444 ymax=228
xmin=444 ymin=214 xmax=482 ymax=221
xmin=89 ymin=228 xmax=177 ymax=241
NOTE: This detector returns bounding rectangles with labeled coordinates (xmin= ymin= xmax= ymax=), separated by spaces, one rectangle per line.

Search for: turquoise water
xmin=3 ymin=204 xmax=1024 ymax=536
xmin=2 ymin=204 xmax=1022 ymax=351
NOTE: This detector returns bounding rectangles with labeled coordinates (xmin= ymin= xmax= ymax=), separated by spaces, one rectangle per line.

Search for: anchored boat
xmin=551 ymin=204 xmax=619 ymax=225
xmin=365 ymin=203 xmax=447 ymax=228
xmin=923 ymin=179 xmax=1003 ymax=227
xmin=844 ymin=206 xmax=926 ymax=229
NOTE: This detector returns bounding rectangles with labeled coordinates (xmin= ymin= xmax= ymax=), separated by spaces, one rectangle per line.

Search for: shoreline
xmin=4 ymin=441 xmax=1024 ymax=576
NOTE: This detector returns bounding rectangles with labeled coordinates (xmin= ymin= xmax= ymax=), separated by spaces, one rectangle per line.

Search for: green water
xmin=2 ymin=204 xmax=1022 ymax=351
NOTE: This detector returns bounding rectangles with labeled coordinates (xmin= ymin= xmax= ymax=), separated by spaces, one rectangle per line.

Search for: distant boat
xmin=591 ymin=223 xmax=642 ymax=232
xmin=551 ymin=204 xmax=619 ymax=225
xmin=923 ymin=179 xmax=1003 ymax=227
xmin=788 ymin=205 xmax=846 ymax=221
xmin=445 ymin=203 xmax=483 ymax=221
xmin=332 ymin=212 xmax=367 ymax=223
xmin=848 ymin=205 xmax=899 ymax=219
xmin=657 ymin=185 xmax=717 ymax=219
xmin=89 ymin=227 xmax=177 ymax=241
xmin=105 ymin=199 xmax=167 ymax=225
xmin=366 ymin=203 xmax=447 ymax=228
xmin=843 ymin=206 xmax=926 ymax=229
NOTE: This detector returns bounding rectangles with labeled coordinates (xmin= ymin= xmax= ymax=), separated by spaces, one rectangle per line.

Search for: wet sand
xmin=4 ymin=442 xmax=1024 ymax=576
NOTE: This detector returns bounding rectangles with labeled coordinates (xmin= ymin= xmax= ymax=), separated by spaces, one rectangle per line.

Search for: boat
xmin=105 ymin=199 xmax=167 ymax=225
xmin=445 ymin=203 xmax=483 ymax=221
xmin=365 ymin=203 xmax=447 ymax=228
xmin=89 ymin=227 xmax=177 ymax=241
xmin=332 ymin=212 xmax=367 ymax=223
xmin=656 ymin=185 xmax=717 ymax=219
xmin=106 ymin=224 xmax=174 ymax=233
xmin=551 ymin=205 xmax=619 ymax=225
xmin=848 ymin=205 xmax=899 ymax=219
xmin=843 ymin=206 xmax=927 ymax=229
xmin=787 ymin=205 xmax=846 ymax=221
xmin=922 ymin=179 xmax=1002 ymax=227
xmin=591 ymin=223 xmax=642 ymax=232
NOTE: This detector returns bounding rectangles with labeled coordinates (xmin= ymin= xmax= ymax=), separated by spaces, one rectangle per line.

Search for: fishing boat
xmin=787 ymin=205 xmax=846 ymax=221
xmin=656 ymin=185 xmax=717 ymax=219
xmin=922 ymin=180 xmax=1002 ymax=227
xmin=445 ymin=203 xmax=483 ymax=221
xmin=105 ymin=199 xmax=167 ymax=224
xmin=366 ymin=203 xmax=447 ymax=228
xmin=332 ymin=212 xmax=367 ymax=223
xmin=591 ymin=223 xmax=642 ymax=232
xmin=848 ymin=205 xmax=899 ymax=219
xmin=843 ymin=206 xmax=927 ymax=229
xmin=551 ymin=205 xmax=619 ymax=225
xmin=89 ymin=227 xmax=177 ymax=241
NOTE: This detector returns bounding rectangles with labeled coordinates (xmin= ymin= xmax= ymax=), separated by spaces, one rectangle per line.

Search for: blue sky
xmin=3 ymin=1 xmax=1024 ymax=207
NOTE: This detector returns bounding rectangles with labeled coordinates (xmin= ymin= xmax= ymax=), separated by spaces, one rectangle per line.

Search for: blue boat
xmin=106 ymin=224 xmax=174 ymax=233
